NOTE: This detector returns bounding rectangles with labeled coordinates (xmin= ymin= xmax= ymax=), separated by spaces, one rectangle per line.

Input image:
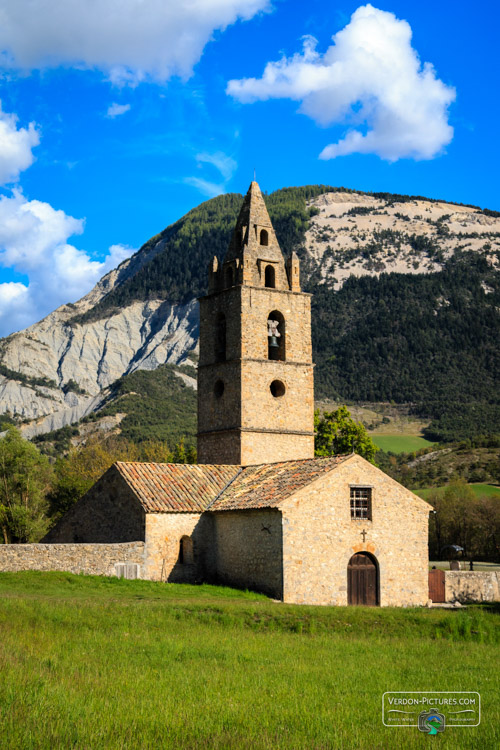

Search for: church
xmin=45 ymin=182 xmax=431 ymax=606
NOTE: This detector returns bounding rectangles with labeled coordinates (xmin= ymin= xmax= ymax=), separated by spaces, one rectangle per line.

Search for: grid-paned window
xmin=350 ymin=487 xmax=372 ymax=520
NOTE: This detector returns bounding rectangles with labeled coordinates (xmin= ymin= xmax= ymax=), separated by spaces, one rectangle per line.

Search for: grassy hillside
xmin=371 ymin=435 xmax=435 ymax=453
xmin=417 ymin=483 xmax=500 ymax=500
xmin=0 ymin=572 xmax=498 ymax=749
xmin=375 ymin=436 xmax=500 ymax=489
xmin=96 ymin=365 xmax=197 ymax=445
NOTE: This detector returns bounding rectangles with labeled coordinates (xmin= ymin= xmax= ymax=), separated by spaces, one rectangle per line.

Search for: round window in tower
xmin=214 ymin=380 xmax=225 ymax=398
xmin=270 ymin=380 xmax=286 ymax=398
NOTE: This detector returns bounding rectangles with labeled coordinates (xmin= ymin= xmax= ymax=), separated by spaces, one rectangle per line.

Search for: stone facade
xmin=143 ymin=513 xmax=215 ymax=583
xmin=44 ymin=466 xmax=145 ymax=543
xmin=198 ymin=181 xmax=314 ymax=465
xmin=445 ymin=571 xmax=500 ymax=603
xmin=0 ymin=542 xmax=145 ymax=577
xmin=213 ymin=509 xmax=283 ymax=598
xmin=280 ymin=454 xmax=429 ymax=606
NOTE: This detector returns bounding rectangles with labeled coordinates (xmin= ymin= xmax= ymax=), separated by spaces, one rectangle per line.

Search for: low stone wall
xmin=445 ymin=571 xmax=500 ymax=603
xmin=0 ymin=542 xmax=145 ymax=578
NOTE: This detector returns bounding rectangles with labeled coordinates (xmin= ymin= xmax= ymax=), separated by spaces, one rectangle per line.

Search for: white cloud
xmin=106 ymin=102 xmax=131 ymax=118
xmin=0 ymin=102 xmax=39 ymax=184
xmin=0 ymin=0 xmax=270 ymax=84
xmin=0 ymin=191 xmax=135 ymax=336
xmin=196 ymin=151 xmax=237 ymax=181
xmin=185 ymin=150 xmax=238 ymax=197
xmin=227 ymin=4 xmax=456 ymax=161
xmin=0 ymin=282 xmax=34 ymax=335
xmin=184 ymin=176 xmax=226 ymax=198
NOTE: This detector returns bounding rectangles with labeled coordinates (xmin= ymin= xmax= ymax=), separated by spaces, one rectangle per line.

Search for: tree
xmin=0 ymin=426 xmax=53 ymax=543
xmin=314 ymin=406 xmax=377 ymax=462
xmin=48 ymin=436 xmax=193 ymax=521
xmin=49 ymin=436 xmax=145 ymax=518
xmin=170 ymin=438 xmax=197 ymax=464
xmin=428 ymin=482 xmax=500 ymax=565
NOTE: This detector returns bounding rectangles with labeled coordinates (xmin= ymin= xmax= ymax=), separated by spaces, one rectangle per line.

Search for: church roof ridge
xmin=113 ymin=455 xmax=353 ymax=513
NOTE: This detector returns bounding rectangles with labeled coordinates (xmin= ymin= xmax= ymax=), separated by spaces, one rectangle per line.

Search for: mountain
xmin=1 ymin=185 xmax=499 ymax=441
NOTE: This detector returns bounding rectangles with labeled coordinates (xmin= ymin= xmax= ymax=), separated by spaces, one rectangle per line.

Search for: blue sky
xmin=0 ymin=0 xmax=498 ymax=336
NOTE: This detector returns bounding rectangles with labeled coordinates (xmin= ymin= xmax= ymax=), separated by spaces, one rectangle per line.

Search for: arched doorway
xmin=347 ymin=552 xmax=379 ymax=606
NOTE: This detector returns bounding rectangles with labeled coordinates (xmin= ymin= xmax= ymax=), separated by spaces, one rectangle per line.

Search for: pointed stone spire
xmin=224 ymin=182 xmax=283 ymax=262
xmin=223 ymin=181 xmax=288 ymax=289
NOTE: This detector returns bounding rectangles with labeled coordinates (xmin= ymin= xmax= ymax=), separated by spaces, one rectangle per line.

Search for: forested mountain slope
xmin=0 ymin=185 xmax=498 ymax=440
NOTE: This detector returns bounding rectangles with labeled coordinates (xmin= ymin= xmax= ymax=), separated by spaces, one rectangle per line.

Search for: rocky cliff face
xmin=1 ymin=188 xmax=498 ymax=437
xmin=0 ymin=233 xmax=198 ymax=433
xmin=304 ymin=191 xmax=499 ymax=286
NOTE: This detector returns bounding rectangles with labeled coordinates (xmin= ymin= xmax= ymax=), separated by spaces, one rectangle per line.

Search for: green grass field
xmin=0 ymin=572 xmax=499 ymax=749
xmin=416 ymin=484 xmax=500 ymax=500
xmin=372 ymin=435 xmax=435 ymax=453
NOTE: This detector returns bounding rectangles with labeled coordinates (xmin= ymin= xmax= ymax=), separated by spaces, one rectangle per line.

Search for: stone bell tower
xmin=197 ymin=181 xmax=314 ymax=465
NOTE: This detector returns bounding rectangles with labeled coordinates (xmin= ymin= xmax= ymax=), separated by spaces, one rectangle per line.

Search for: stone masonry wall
xmin=198 ymin=284 xmax=314 ymax=465
xmin=281 ymin=454 xmax=431 ymax=606
xmin=213 ymin=509 xmax=283 ymax=598
xmin=144 ymin=513 xmax=215 ymax=582
xmin=196 ymin=430 xmax=242 ymax=466
xmin=445 ymin=571 xmax=500 ymax=603
xmin=0 ymin=542 xmax=145 ymax=577
xmin=240 ymin=286 xmax=312 ymax=363
xmin=43 ymin=466 xmax=145 ymax=543
xmin=239 ymin=431 xmax=314 ymax=466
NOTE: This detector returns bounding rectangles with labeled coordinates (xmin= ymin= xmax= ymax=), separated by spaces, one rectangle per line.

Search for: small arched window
xmin=216 ymin=313 xmax=226 ymax=362
xmin=214 ymin=379 xmax=224 ymax=398
xmin=260 ymin=229 xmax=269 ymax=246
xmin=225 ymin=265 xmax=234 ymax=287
xmin=179 ymin=536 xmax=194 ymax=565
xmin=267 ymin=310 xmax=285 ymax=361
xmin=264 ymin=265 xmax=275 ymax=288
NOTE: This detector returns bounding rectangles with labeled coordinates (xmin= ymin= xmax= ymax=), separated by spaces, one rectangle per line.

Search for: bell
xmin=268 ymin=335 xmax=279 ymax=348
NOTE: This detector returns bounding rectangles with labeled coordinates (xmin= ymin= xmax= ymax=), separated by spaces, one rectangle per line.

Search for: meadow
xmin=417 ymin=483 xmax=500 ymax=500
xmin=0 ymin=572 xmax=499 ymax=749
xmin=371 ymin=434 xmax=434 ymax=453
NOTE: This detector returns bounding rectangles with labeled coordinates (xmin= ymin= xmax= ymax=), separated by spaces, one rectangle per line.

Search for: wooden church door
xmin=348 ymin=552 xmax=379 ymax=606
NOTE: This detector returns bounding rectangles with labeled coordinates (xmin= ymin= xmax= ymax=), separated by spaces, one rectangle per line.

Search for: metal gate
xmin=428 ymin=568 xmax=445 ymax=602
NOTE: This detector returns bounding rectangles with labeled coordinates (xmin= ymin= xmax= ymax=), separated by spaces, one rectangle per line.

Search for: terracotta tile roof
xmin=114 ymin=462 xmax=241 ymax=512
xmin=114 ymin=456 xmax=351 ymax=513
xmin=211 ymin=456 xmax=351 ymax=511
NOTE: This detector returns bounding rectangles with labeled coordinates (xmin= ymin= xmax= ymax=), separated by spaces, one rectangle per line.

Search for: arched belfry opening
xmin=267 ymin=310 xmax=285 ymax=361
xmin=216 ymin=313 xmax=226 ymax=362
xmin=260 ymin=229 xmax=268 ymax=246
xmin=264 ymin=265 xmax=275 ymax=288
xmin=225 ymin=265 xmax=234 ymax=288
xmin=347 ymin=552 xmax=379 ymax=606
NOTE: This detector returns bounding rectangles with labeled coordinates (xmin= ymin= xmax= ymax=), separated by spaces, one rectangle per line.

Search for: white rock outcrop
xmin=0 ymin=293 xmax=198 ymax=426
